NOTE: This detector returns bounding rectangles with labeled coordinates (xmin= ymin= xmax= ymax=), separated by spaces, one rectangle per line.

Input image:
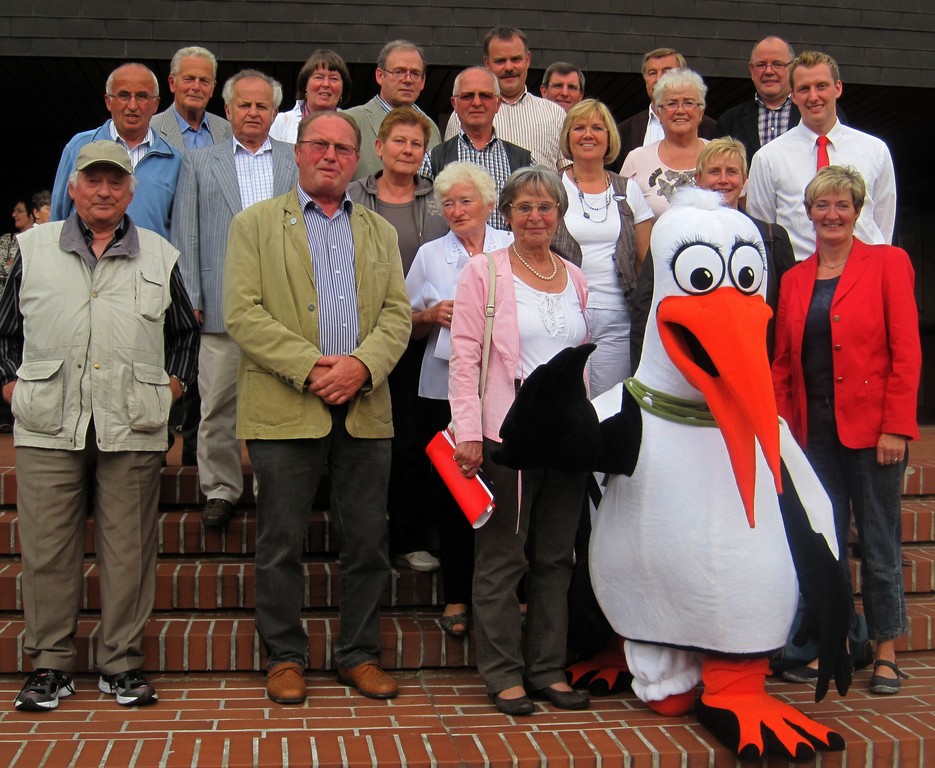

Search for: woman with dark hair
xmin=348 ymin=106 xmax=448 ymax=574
xmin=270 ymin=49 xmax=351 ymax=143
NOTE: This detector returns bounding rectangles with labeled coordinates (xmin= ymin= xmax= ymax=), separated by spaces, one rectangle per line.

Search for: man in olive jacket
xmin=223 ymin=111 xmax=410 ymax=706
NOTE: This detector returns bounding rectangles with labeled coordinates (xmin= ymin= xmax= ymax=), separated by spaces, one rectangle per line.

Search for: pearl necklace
xmin=512 ymin=243 xmax=558 ymax=281
xmin=570 ymin=168 xmax=612 ymax=223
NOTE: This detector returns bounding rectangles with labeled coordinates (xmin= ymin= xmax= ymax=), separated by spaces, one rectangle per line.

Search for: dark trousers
xmin=249 ymin=406 xmax=391 ymax=669
xmin=387 ymin=338 xmax=435 ymax=555
xmin=473 ymin=438 xmax=585 ymax=693
xmin=421 ymin=397 xmax=474 ymax=605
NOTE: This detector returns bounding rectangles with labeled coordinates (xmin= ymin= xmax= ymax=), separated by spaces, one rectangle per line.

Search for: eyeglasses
xmin=509 ymin=202 xmax=557 ymax=216
xmin=547 ymin=83 xmax=581 ymax=92
xmin=309 ymin=73 xmax=344 ymax=86
xmin=382 ymin=68 xmax=425 ymax=81
xmin=107 ymin=91 xmax=154 ymax=104
xmin=660 ymin=99 xmax=702 ymax=112
xmin=752 ymin=61 xmax=791 ymax=72
xmin=454 ymin=91 xmax=498 ymax=103
xmin=297 ymin=140 xmax=359 ymax=159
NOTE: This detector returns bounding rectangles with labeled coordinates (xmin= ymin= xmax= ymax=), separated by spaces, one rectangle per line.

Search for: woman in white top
xmin=552 ymin=99 xmax=654 ymax=395
xmin=269 ymin=50 xmax=350 ymax=143
xmin=621 ymin=69 xmax=710 ymax=218
xmin=406 ymin=163 xmax=512 ymax=640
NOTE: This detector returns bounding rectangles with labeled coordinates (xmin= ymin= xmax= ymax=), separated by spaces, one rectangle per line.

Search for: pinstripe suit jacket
xmin=150 ymin=107 xmax=232 ymax=151
xmin=170 ymin=138 xmax=298 ymax=333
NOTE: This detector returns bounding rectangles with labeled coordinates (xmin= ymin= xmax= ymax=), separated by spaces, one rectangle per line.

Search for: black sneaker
xmin=98 ymin=669 xmax=158 ymax=706
xmin=14 ymin=668 xmax=75 ymax=712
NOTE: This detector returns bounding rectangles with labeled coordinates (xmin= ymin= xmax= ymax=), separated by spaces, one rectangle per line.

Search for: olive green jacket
xmin=223 ymin=188 xmax=411 ymax=439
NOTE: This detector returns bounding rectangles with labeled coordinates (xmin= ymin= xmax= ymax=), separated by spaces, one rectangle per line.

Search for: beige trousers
xmin=196 ymin=332 xmax=243 ymax=503
xmin=16 ymin=423 xmax=162 ymax=674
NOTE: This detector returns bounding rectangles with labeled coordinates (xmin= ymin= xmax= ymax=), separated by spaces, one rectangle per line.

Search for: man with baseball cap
xmin=0 ymin=141 xmax=199 ymax=712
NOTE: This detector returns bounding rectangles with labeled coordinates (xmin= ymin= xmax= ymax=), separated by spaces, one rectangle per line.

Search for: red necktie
xmin=816 ymin=135 xmax=830 ymax=170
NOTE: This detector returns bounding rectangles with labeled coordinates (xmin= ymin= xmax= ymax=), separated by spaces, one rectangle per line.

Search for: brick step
xmin=0 ymin=544 xmax=930 ymax=615
xmin=1 ymin=596 xmax=935 ymax=674
xmin=0 ymin=559 xmax=443 ymax=612
xmin=1 ymin=664 xmax=935 ymax=767
xmin=0 ymin=497 xmax=933 ymax=558
xmin=0 ymin=508 xmax=335 ymax=557
xmin=0 ymin=610 xmax=474 ymax=674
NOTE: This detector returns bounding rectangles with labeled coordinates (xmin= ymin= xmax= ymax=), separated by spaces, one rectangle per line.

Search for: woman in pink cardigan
xmin=448 ymin=167 xmax=590 ymax=716
xmin=772 ymin=165 xmax=921 ymax=695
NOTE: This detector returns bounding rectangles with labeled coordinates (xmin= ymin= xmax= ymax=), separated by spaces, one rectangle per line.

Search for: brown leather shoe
xmin=337 ymin=661 xmax=398 ymax=699
xmin=266 ymin=661 xmax=306 ymax=704
xmin=202 ymin=498 xmax=235 ymax=528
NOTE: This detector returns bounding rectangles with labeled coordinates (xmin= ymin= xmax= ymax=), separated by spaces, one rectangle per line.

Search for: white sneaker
xmin=393 ymin=551 xmax=440 ymax=573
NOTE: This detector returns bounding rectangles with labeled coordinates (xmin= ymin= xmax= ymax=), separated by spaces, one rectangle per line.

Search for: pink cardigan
xmin=449 ymin=247 xmax=589 ymax=444
xmin=771 ymin=239 xmax=921 ymax=449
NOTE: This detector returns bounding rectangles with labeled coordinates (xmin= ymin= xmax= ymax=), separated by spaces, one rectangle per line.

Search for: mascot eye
xmin=728 ymin=244 xmax=765 ymax=295
xmin=672 ymin=244 xmax=725 ymax=295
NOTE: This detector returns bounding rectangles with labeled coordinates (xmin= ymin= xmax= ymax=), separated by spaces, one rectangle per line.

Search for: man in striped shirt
xmin=170 ymin=70 xmax=297 ymax=529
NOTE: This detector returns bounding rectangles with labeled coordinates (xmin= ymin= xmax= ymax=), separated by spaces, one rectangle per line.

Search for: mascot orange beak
xmin=656 ymin=289 xmax=780 ymax=528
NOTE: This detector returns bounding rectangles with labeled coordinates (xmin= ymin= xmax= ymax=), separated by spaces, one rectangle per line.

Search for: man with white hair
xmin=171 ymin=69 xmax=298 ymax=529
xmin=2 ymin=141 xmax=198 ymax=712
xmin=151 ymin=46 xmax=232 ymax=150
xmin=50 ymin=63 xmax=183 ymax=238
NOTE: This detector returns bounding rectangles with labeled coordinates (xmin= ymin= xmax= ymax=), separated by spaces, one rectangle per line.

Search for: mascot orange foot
xmin=696 ymin=656 xmax=845 ymax=762
xmin=566 ymin=638 xmax=632 ymax=695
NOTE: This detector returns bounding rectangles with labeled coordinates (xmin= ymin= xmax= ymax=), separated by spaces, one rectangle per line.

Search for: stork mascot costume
xmin=494 ymin=189 xmax=852 ymax=762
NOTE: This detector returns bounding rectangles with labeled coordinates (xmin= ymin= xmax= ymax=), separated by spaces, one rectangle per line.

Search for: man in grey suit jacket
xmin=345 ymin=40 xmax=441 ymax=180
xmin=151 ymin=46 xmax=232 ymax=151
xmin=171 ymin=69 xmax=298 ymax=528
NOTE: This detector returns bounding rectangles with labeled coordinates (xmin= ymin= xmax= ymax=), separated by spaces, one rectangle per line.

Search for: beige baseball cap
xmin=74 ymin=141 xmax=133 ymax=174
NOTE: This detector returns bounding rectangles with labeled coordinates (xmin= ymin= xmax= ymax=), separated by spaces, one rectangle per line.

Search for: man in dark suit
xmin=716 ymin=37 xmax=799 ymax=162
xmin=171 ymin=69 xmax=298 ymax=529
xmin=151 ymin=46 xmax=232 ymax=152
xmin=614 ymin=48 xmax=718 ymax=171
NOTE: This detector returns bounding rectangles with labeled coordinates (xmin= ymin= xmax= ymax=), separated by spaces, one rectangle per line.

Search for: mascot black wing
xmin=495 ymin=188 xmax=851 ymax=762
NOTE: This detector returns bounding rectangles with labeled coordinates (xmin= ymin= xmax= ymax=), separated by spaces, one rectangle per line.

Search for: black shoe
xmin=14 ymin=669 xmax=75 ymax=712
xmin=98 ymin=669 xmax=158 ymax=706
xmin=530 ymin=685 xmax=590 ymax=710
xmin=490 ymin=691 xmax=535 ymax=716
xmin=202 ymin=498 xmax=235 ymax=528
xmin=869 ymin=659 xmax=909 ymax=695
xmin=782 ymin=664 xmax=819 ymax=684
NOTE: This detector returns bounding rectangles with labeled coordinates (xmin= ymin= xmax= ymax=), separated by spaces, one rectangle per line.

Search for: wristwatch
xmin=170 ymin=375 xmax=188 ymax=394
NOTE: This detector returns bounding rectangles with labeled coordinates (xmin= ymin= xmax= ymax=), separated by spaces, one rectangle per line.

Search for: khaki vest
xmin=13 ymin=221 xmax=178 ymax=451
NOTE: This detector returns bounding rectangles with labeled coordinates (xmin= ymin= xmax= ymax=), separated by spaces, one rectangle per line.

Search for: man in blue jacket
xmin=50 ymin=63 xmax=182 ymax=239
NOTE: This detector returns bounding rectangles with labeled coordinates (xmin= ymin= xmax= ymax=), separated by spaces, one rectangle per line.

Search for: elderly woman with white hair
xmin=405 ymin=162 xmax=512 ymax=640
xmin=621 ymin=68 xmax=710 ymax=218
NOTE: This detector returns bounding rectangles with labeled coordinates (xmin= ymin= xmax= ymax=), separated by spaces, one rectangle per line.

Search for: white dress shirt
xmin=746 ymin=119 xmax=896 ymax=261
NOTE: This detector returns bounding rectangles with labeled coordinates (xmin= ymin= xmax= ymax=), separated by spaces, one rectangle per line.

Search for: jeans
xmin=586 ymin=305 xmax=632 ymax=398
xmin=249 ymin=405 xmax=391 ymax=669
xmin=805 ymin=397 xmax=907 ymax=641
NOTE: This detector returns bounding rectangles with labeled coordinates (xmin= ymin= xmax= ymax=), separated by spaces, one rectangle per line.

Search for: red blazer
xmin=771 ymin=238 xmax=921 ymax=450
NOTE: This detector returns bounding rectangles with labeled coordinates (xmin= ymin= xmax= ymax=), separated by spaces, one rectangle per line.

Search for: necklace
xmin=818 ymin=259 xmax=847 ymax=271
xmin=570 ymin=168 xmax=612 ymax=223
xmin=512 ymin=243 xmax=558 ymax=281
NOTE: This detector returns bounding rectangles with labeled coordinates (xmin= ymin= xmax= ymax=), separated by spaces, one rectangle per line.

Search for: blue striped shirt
xmin=297 ymin=185 xmax=359 ymax=357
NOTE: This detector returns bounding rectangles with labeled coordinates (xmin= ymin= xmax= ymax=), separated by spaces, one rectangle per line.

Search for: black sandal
xmin=869 ymin=659 xmax=909 ymax=695
xmin=439 ymin=612 xmax=469 ymax=639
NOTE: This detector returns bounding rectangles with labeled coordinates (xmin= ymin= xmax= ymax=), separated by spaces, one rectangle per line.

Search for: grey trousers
xmin=196 ymin=332 xmax=243 ymax=504
xmin=473 ymin=438 xmax=586 ymax=694
xmin=249 ymin=406 xmax=391 ymax=670
xmin=17 ymin=427 xmax=162 ymax=674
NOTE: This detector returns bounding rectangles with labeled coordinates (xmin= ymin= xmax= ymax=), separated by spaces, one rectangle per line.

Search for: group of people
xmin=1 ymin=23 xmax=919 ymax=721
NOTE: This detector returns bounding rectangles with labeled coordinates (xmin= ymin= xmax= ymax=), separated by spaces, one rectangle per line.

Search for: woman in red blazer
xmin=772 ymin=165 xmax=921 ymax=694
